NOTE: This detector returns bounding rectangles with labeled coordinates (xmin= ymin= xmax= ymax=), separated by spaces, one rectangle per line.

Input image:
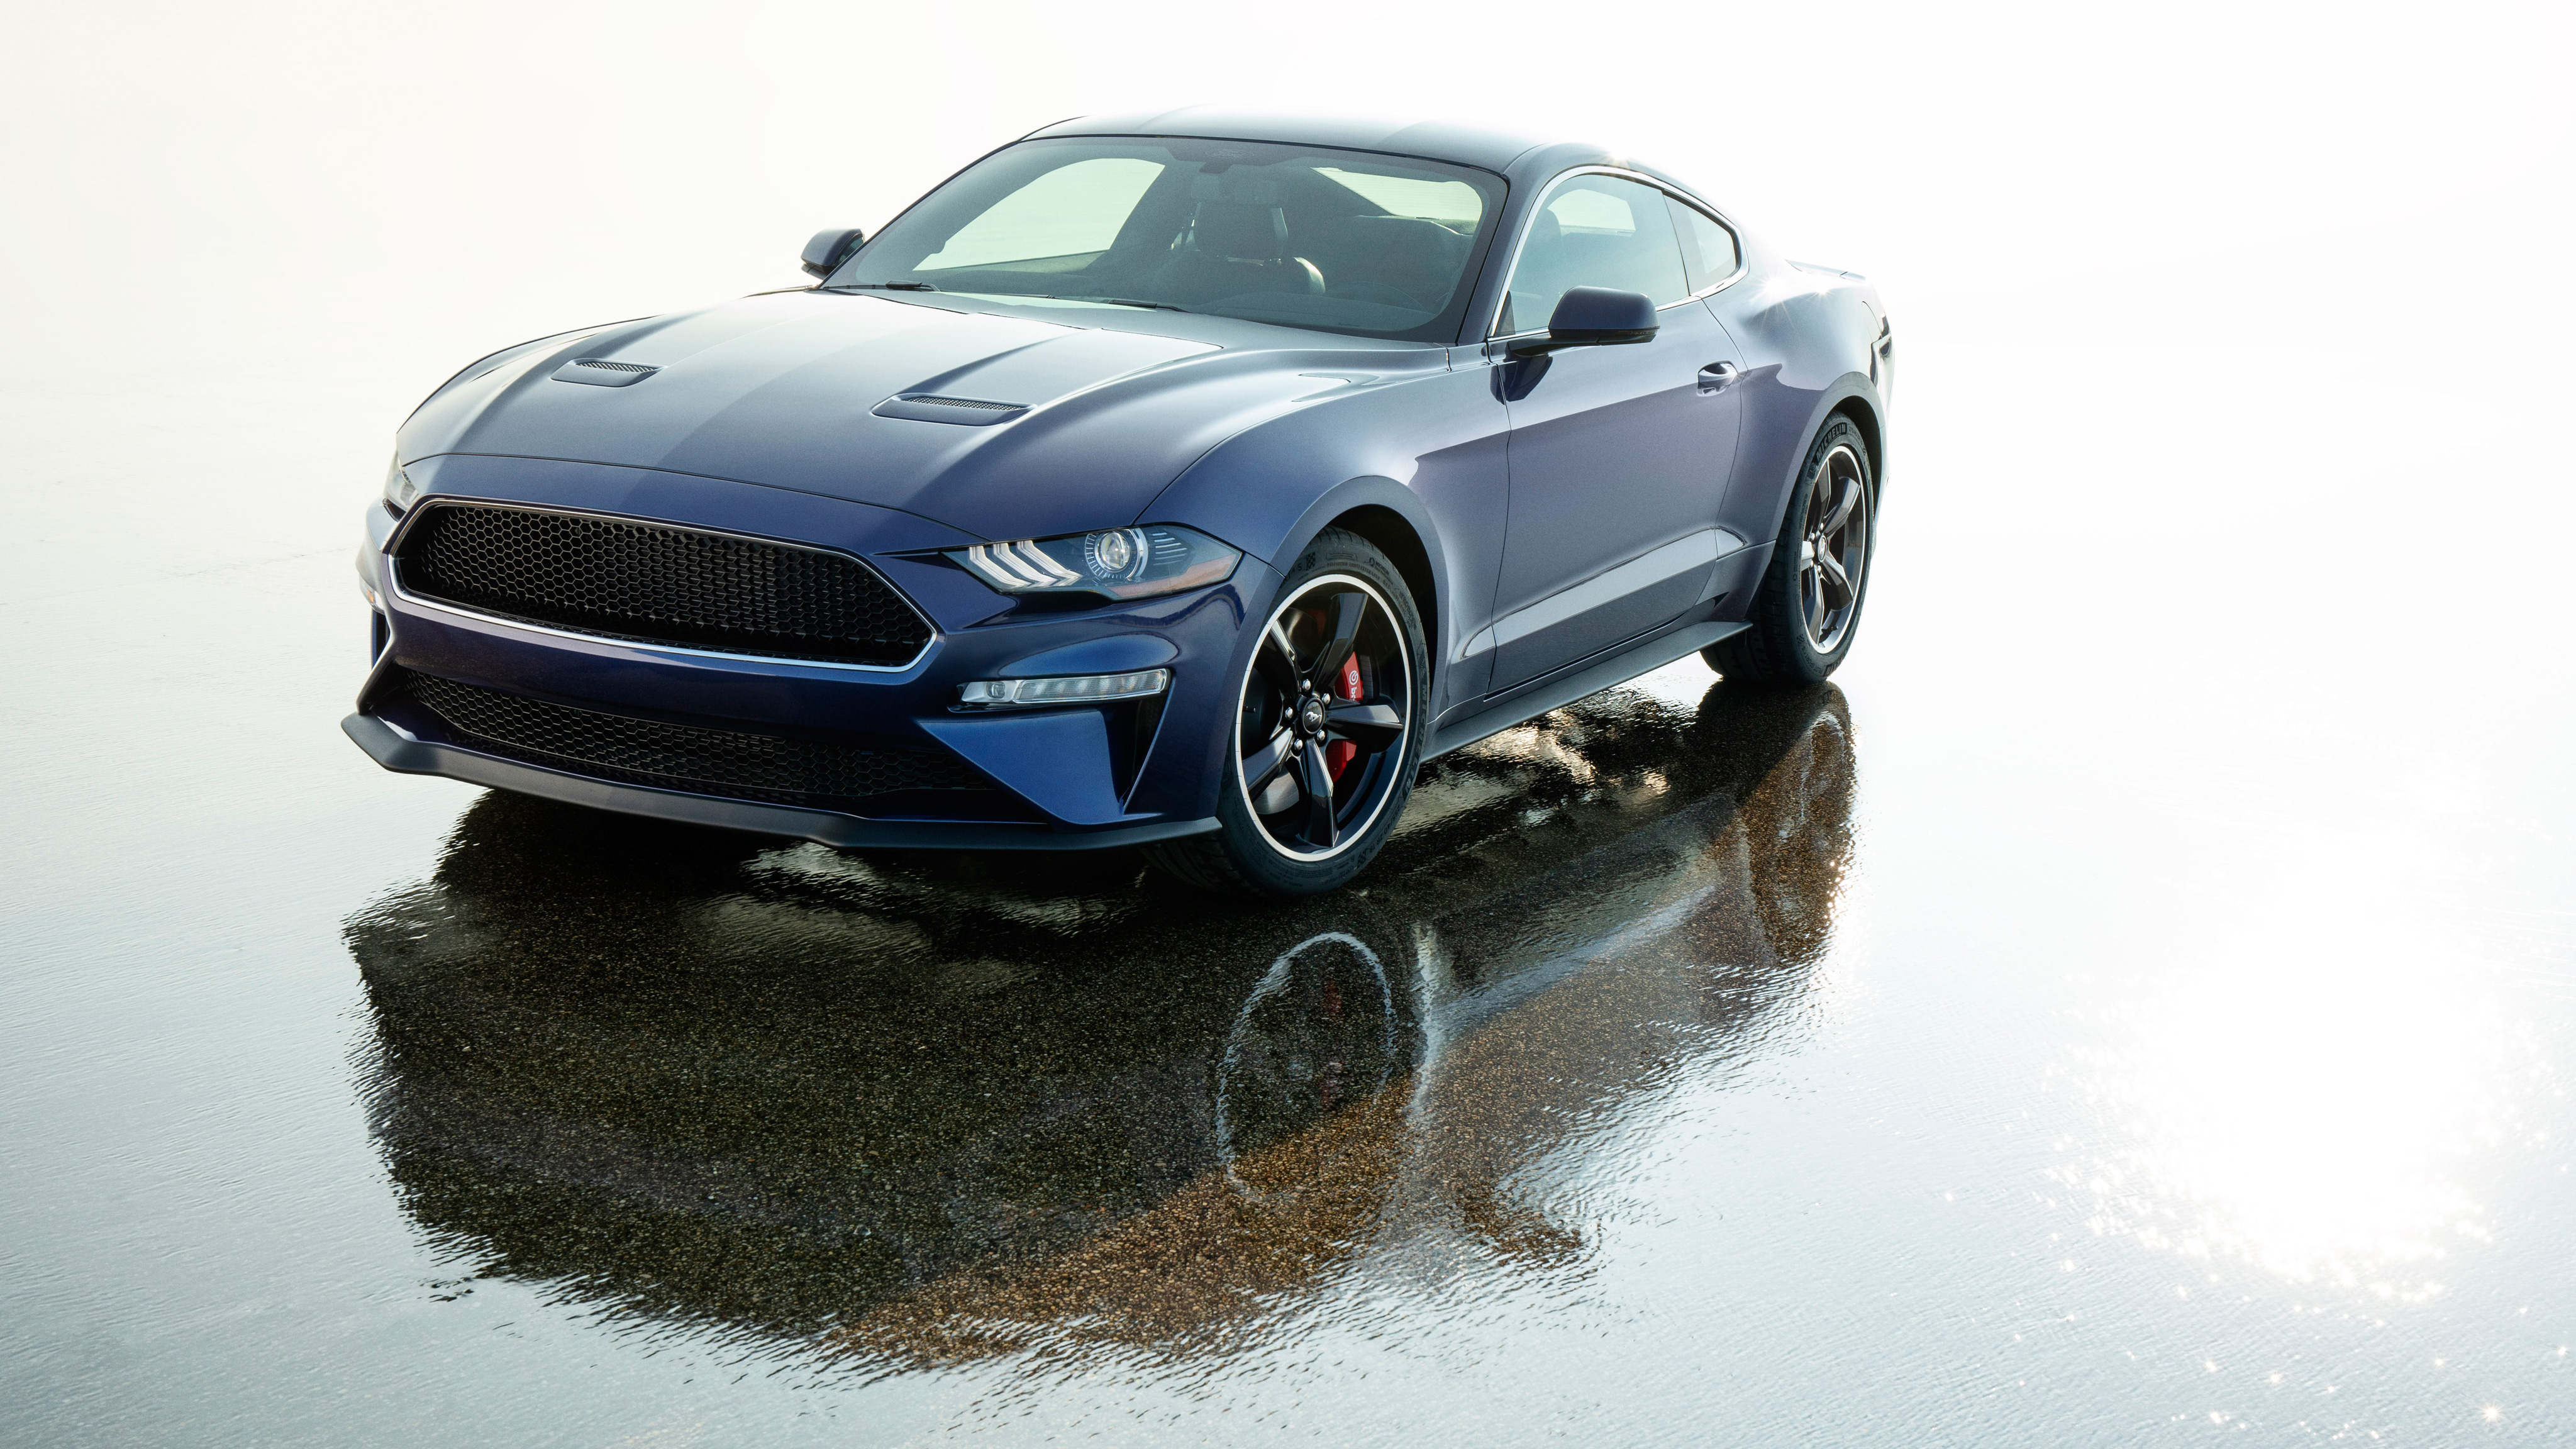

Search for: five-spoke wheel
xmin=1144 ymin=529 xmax=1428 ymax=896
xmin=1705 ymin=415 xmax=1877 ymax=686
xmin=1796 ymin=443 xmax=1868 ymax=652
xmin=1236 ymin=575 xmax=1412 ymax=858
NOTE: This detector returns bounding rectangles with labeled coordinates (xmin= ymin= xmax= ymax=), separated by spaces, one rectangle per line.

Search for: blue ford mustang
xmin=347 ymin=108 xmax=1892 ymax=894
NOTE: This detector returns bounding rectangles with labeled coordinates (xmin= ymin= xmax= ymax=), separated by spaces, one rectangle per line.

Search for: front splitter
xmin=341 ymin=713 xmax=1219 ymax=852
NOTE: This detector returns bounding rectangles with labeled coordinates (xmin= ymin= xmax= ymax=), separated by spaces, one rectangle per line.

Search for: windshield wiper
xmin=829 ymin=284 xmax=1187 ymax=313
xmin=1010 ymin=294 xmax=1189 ymax=313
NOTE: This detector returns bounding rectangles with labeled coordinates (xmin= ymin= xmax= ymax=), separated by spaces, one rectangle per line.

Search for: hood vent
xmin=552 ymin=358 xmax=660 ymax=387
xmin=872 ymin=393 xmax=1028 ymax=426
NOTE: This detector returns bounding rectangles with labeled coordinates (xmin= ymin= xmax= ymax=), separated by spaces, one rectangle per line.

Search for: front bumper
xmin=341 ymin=713 xmax=1218 ymax=850
xmin=349 ymin=455 xmax=1264 ymax=848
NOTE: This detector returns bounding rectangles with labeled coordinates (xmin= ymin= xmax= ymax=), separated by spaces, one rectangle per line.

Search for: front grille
xmin=398 ymin=669 xmax=987 ymax=809
xmin=395 ymin=503 xmax=931 ymax=667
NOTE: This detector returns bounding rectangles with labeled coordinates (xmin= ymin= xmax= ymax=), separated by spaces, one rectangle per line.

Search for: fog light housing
xmin=956 ymin=669 xmax=1170 ymax=710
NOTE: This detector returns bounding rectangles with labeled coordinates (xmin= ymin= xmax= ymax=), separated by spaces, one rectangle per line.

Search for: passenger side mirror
xmin=1510 ymin=286 xmax=1660 ymax=357
xmin=801 ymin=227 xmax=866 ymax=279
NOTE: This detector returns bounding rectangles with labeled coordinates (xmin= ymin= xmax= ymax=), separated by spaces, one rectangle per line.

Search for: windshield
xmin=828 ymin=137 xmax=1506 ymax=343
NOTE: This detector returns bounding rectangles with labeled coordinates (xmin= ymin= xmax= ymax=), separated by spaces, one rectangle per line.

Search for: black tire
xmin=1145 ymin=528 xmax=1428 ymax=897
xmin=1705 ymin=415 xmax=1876 ymax=686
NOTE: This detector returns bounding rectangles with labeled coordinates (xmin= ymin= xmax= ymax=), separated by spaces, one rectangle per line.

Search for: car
xmin=345 ymin=107 xmax=1892 ymax=896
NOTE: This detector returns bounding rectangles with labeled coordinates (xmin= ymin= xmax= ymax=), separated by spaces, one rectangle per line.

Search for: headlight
xmin=948 ymin=525 xmax=1240 ymax=601
xmin=382 ymin=453 xmax=419 ymax=514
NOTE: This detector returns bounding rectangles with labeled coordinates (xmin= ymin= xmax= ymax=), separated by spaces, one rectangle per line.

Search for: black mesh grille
xmin=903 ymin=395 xmax=1018 ymax=410
xmin=396 ymin=504 xmax=930 ymax=666
xmin=398 ymin=670 xmax=987 ymax=808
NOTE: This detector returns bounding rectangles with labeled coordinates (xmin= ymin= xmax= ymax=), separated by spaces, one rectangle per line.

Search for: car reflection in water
xmin=347 ymin=676 xmax=1858 ymax=1368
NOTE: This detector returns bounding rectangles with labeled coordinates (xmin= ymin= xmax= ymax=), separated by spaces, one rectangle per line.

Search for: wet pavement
xmin=8 ymin=245 xmax=2576 ymax=1445
xmin=350 ymin=677 xmax=1853 ymax=1367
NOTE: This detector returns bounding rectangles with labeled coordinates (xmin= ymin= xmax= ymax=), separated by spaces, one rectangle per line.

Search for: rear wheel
xmin=1705 ymin=415 xmax=1875 ymax=685
xmin=1145 ymin=529 xmax=1426 ymax=897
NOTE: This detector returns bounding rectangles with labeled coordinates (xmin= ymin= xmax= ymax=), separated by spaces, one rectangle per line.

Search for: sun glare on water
xmin=2051 ymin=834 xmax=2540 ymax=1297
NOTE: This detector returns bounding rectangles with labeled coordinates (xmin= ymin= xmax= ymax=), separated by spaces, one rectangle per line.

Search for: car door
xmin=1482 ymin=173 xmax=1747 ymax=696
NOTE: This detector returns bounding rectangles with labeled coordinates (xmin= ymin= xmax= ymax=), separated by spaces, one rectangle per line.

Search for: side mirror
xmin=1511 ymin=286 xmax=1660 ymax=357
xmin=801 ymin=227 xmax=866 ymax=279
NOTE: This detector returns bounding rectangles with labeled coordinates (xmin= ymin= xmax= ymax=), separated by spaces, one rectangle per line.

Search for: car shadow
xmin=345 ymin=675 xmax=1858 ymax=1368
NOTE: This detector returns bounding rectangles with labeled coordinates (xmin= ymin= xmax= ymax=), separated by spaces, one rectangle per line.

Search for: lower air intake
xmin=397 ymin=669 xmax=987 ymax=809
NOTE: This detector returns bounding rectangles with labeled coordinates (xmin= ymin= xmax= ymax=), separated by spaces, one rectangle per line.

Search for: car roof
xmin=1024 ymin=108 xmax=1572 ymax=177
xmin=1020 ymin=108 xmax=1714 ymax=208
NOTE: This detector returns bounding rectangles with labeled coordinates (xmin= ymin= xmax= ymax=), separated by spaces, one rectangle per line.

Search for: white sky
xmin=1 ymin=0 xmax=2568 ymax=621
xmin=4 ymin=0 xmax=2566 ymax=366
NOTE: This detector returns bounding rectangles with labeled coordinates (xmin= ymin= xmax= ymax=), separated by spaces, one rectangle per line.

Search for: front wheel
xmin=1145 ymin=529 xmax=1426 ymax=897
xmin=1705 ymin=415 xmax=1875 ymax=686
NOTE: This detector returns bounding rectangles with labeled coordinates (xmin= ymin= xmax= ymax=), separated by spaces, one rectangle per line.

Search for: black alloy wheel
xmin=1792 ymin=443 xmax=1869 ymax=653
xmin=1146 ymin=529 xmax=1426 ymax=897
xmin=1236 ymin=577 xmax=1411 ymax=857
xmin=1706 ymin=414 xmax=1877 ymax=686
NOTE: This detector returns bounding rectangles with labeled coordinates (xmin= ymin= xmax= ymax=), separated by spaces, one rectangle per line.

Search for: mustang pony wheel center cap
xmin=1297 ymin=699 xmax=1328 ymax=736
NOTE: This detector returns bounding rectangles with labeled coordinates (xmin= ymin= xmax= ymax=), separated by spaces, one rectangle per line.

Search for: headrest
xmin=1318 ymin=215 xmax=1460 ymax=281
xmin=1187 ymin=165 xmax=1285 ymax=204
xmin=1190 ymin=201 xmax=1288 ymax=260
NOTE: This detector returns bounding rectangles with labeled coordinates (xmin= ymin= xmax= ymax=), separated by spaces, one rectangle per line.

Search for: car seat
xmin=1151 ymin=168 xmax=1326 ymax=304
xmin=1304 ymin=215 xmax=1467 ymax=313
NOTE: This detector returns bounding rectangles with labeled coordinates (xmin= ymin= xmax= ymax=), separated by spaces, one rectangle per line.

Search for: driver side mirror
xmin=801 ymin=227 xmax=866 ymax=279
xmin=1510 ymin=286 xmax=1660 ymax=357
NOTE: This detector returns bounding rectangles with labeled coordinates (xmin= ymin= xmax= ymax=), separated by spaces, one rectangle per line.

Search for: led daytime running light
xmin=967 ymin=539 xmax=1080 ymax=588
xmin=957 ymin=669 xmax=1170 ymax=709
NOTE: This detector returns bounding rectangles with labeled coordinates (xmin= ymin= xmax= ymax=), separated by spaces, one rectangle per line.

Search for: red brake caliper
xmin=1326 ymin=654 xmax=1362 ymax=779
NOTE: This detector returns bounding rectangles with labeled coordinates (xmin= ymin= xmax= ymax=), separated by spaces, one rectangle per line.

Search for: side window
xmin=918 ymin=158 xmax=1165 ymax=271
xmin=1491 ymin=175 xmax=1689 ymax=336
xmin=1668 ymin=197 xmax=1742 ymax=294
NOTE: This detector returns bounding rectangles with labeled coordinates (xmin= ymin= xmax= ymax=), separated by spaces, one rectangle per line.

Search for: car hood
xmin=399 ymin=290 xmax=1438 ymax=544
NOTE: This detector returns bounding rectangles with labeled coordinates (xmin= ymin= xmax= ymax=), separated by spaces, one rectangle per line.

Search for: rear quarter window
xmin=1668 ymin=198 xmax=1742 ymax=293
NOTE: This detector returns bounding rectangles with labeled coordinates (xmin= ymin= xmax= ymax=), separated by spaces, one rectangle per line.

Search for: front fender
xmin=1262 ymin=475 xmax=1445 ymax=593
xmin=1139 ymin=365 xmax=1513 ymax=708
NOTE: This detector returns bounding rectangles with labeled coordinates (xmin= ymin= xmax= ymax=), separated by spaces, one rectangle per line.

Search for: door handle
xmin=1697 ymin=362 xmax=1739 ymax=394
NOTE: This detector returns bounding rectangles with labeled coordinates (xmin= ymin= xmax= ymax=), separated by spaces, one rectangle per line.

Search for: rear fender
xmin=1736 ymin=377 xmax=1885 ymax=546
xmin=1711 ymin=248 xmax=1890 ymax=545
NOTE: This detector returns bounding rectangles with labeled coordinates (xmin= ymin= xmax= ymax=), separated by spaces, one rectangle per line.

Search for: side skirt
xmin=1423 ymin=617 xmax=1750 ymax=762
